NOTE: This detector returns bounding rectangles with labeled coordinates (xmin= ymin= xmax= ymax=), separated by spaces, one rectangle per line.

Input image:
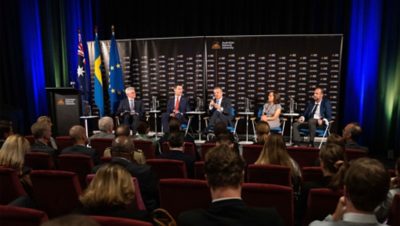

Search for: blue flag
xmin=94 ymin=32 xmax=105 ymax=117
xmin=108 ymin=29 xmax=125 ymax=114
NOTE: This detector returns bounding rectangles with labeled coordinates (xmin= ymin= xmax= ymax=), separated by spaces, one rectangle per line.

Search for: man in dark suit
xmin=116 ymin=87 xmax=144 ymax=134
xmin=342 ymin=122 xmax=369 ymax=153
xmin=61 ymin=125 xmax=100 ymax=165
xmin=293 ymin=87 xmax=332 ymax=147
xmin=178 ymin=144 xmax=283 ymax=226
xmin=208 ymin=87 xmax=233 ymax=129
xmin=161 ymin=84 xmax=190 ymax=133
xmin=159 ymin=132 xmax=195 ymax=177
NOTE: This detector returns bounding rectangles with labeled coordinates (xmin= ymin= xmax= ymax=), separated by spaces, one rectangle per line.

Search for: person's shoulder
xmin=245 ymin=206 xmax=284 ymax=223
xmin=178 ymin=209 xmax=208 ymax=225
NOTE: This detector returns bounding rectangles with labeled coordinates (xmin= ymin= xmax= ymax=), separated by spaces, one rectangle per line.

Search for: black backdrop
xmin=87 ymin=35 xmax=342 ymax=131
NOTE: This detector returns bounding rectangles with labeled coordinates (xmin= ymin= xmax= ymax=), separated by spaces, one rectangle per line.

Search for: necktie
xmin=174 ymin=97 xmax=180 ymax=112
xmin=310 ymin=103 xmax=319 ymax=118
xmin=130 ymin=99 xmax=135 ymax=112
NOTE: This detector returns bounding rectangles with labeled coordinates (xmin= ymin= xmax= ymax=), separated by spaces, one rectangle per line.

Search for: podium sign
xmin=46 ymin=87 xmax=81 ymax=136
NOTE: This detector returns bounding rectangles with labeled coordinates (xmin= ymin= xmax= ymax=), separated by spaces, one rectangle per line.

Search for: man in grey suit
xmin=116 ymin=87 xmax=144 ymax=134
xmin=309 ymin=158 xmax=390 ymax=226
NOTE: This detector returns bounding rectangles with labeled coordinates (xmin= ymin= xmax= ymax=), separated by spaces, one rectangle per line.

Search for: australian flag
xmin=77 ymin=30 xmax=90 ymax=106
xmin=108 ymin=27 xmax=125 ymax=114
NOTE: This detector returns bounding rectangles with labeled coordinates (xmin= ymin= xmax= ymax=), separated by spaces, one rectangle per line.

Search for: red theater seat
xmin=58 ymin=154 xmax=94 ymax=188
xmin=25 ymin=152 xmax=55 ymax=170
xmin=0 ymin=205 xmax=48 ymax=226
xmin=0 ymin=167 xmax=27 ymax=204
xmin=90 ymin=215 xmax=152 ymax=226
xmin=133 ymin=140 xmax=156 ymax=159
xmin=242 ymin=144 xmax=263 ymax=164
xmin=90 ymin=138 xmax=113 ymax=157
xmin=247 ymin=164 xmax=292 ymax=186
xmin=146 ymin=159 xmax=187 ymax=179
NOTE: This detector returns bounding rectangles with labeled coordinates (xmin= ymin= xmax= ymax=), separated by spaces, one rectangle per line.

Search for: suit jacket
xmin=116 ymin=98 xmax=144 ymax=118
xmin=302 ymin=98 xmax=332 ymax=121
xmin=178 ymin=199 xmax=284 ymax=226
xmin=166 ymin=96 xmax=190 ymax=116
xmin=209 ymin=97 xmax=233 ymax=120
xmin=61 ymin=144 xmax=100 ymax=165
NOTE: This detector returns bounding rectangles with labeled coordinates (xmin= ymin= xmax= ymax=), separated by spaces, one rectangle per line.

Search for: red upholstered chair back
xmin=246 ymin=164 xmax=292 ymax=186
xmin=287 ymin=146 xmax=319 ymax=168
xmin=0 ymin=205 xmax=48 ymax=226
xmin=0 ymin=167 xmax=27 ymax=204
xmin=55 ymin=136 xmax=74 ymax=151
xmin=159 ymin=179 xmax=210 ymax=219
xmin=302 ymin=188 xmax=343 ymax=226
xmin=90 ymin=138 xmax=113 ymax=157
xmin=30 ymin=170 xmax=82 ymax=218
xmin=24 ymin=135 xmax=35 ymax=145
xmin=194 ymin=161 xmax=205 ymax=180
xmin=200 ymin=143 xmax=216 ymax=160
xmin=242 ymin=183 xmax=294 ymax=226
xmin=345 ymin=148 xmax=368 ymax=161
xmin=133 ymin=140 xmax=155 ymax=159
xmin=57 ymin=154 xmax=94 ymax=188
xmin=388 ymin=193 xmax=400 ymax=226
xmin=162 ymin=142 xmax=197 ymax=158
xmin=242 ymin=144 xmax=263 ymax=164
xmin=90 ymin=215 xmax=152 ymax=226
xmin=86 ymin=174 xmax=146 ymax=211
xmin=25 ymin=152 xmax=55 ymax=170
xmin=146 ymin=159 xmax=187 ymax=179
xmin=301 ymin=166 xmax=323 ymax=183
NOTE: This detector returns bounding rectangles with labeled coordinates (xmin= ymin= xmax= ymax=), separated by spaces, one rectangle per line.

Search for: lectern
xmin=46 ymin=87 xmax=81 ymax=136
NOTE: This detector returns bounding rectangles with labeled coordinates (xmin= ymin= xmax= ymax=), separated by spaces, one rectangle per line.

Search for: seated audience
xmin=98 ymin=136 xmax=158 ymax=211
xmin=0 ymin=135 xmax=32 ymax=194
xmin=0 ymin=120 xmax=13 ymax=148
xmin=61 ymin=125 xmax=100 ymax=165
xmin=178 ymin=144 xmax=283 ymax=226
xmin=296 ymin=143 xmax=348 ymax=223
xmin=255 ymin=134 xmax=301 ymax=189
xmin=159 ymin=132 xmax=195 ymax=178
xmin=342 ymin=122 xmax=369 ymax=152
xmin=326 ymin=133 xmax=345 ymax=148
xmin=30 ymin=121 xmax=57 ymax=157
xmin=375 ymin=157 xmax=400 ymax=222
xmin=215 ymin=132 xmax=239 ymax=155
xmin=89 ymin=116 xmax=115 ymax=141
xmin=159 ymin=117 xmax=194 ymax=145
xmin=133 ymin=121 xmax=158 ymax=148
xmin=310 ymin=158 xmax=390 ymax=226
xmin=36 ymin=116 xmax=58 ymax=150
xmin=255 ymin=121 xmax=270 ymax=145
xmin=78 ymin=163 xmax=151 ymax=222
xmin=115 ymin=124 xmax=131 ymax=137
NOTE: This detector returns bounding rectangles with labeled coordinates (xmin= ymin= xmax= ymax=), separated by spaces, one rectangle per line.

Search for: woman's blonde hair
xmin=79 ymin=163 xmax=135 ymax=208
xmin=0 ymin=135 xmax=30 ymax=174
xmin=255 ymin=134 xmax=296 ymax=176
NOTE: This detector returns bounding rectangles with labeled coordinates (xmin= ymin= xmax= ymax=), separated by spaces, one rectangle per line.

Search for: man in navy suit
xmin=161 ymin=84 xmax=190 ymax=133
xmin=116 ymin=87 xmax=144 ymax=134
xmin=293 ymin=87 xmax=332 ymax=147
xmin=208 ymin=87 xmax=233 ymax=129
xmin=178 ymin=144 xmax=283 ymax=226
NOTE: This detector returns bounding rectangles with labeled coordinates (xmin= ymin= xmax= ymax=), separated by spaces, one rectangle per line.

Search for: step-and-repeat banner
xmin=88 ymin=35 xmax=342 ymax=122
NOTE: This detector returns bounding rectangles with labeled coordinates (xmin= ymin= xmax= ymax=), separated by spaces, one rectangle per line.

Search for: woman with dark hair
xmin=255 ymin=121 xmax=270 ymax=145
xmin=260 ymin=91 xmax=282 ymax=130
xmin=77 ymin=163 xmax=151 ymax=222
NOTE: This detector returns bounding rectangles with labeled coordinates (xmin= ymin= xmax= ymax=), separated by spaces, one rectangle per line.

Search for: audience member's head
xmin=0 ymin=120 xmax=13 ymax=140
xmin=69 ymin=125 xmax=87 ymax=144
xmin=319 ymin=143 xmax=348 ymax=189
xmin=37 ymin=116 xmax=53 ymax=127
xmin=344 ymin=158 xmax=390 ymax=212
xmin=0 ymin=135 xmax=30 ymax=174
xmin=31 ymin=122 xmax=51 ymax=140
xmin=342 ymin=122 xmax=362 ymax=142
xmin=110 ymin=136 xmax=135 ymax=161
xmin=137 ymin=121 xmax=150 ymax=135
xmin=215 ymin=132 xmax=235 ymax=148
xmin=98 ymin=116 xmax=114 ymax=133
xmin=168 ymin=132 xmax=184 ymax=150
xmin=255 ymin=121 xmax=270 ymax=144
xmin=256 ymin=134 xmax=296 ymax=175
xmin=213 ymin=122 xmax=228 ymax=137
xmin=79 ymin=163 xmax=135 ymax=208
xmin=205 ymin=144 xmax=245 ymax=192
xmin=168 ymin=118 xmax=181 ymax=133
xmin=115 ymin=124 xmax=130 ymax=137
xmin=326 ymin=133 xmax=345 ymax=148
xmin=41 ymin=214 xmax=99 ymax=226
